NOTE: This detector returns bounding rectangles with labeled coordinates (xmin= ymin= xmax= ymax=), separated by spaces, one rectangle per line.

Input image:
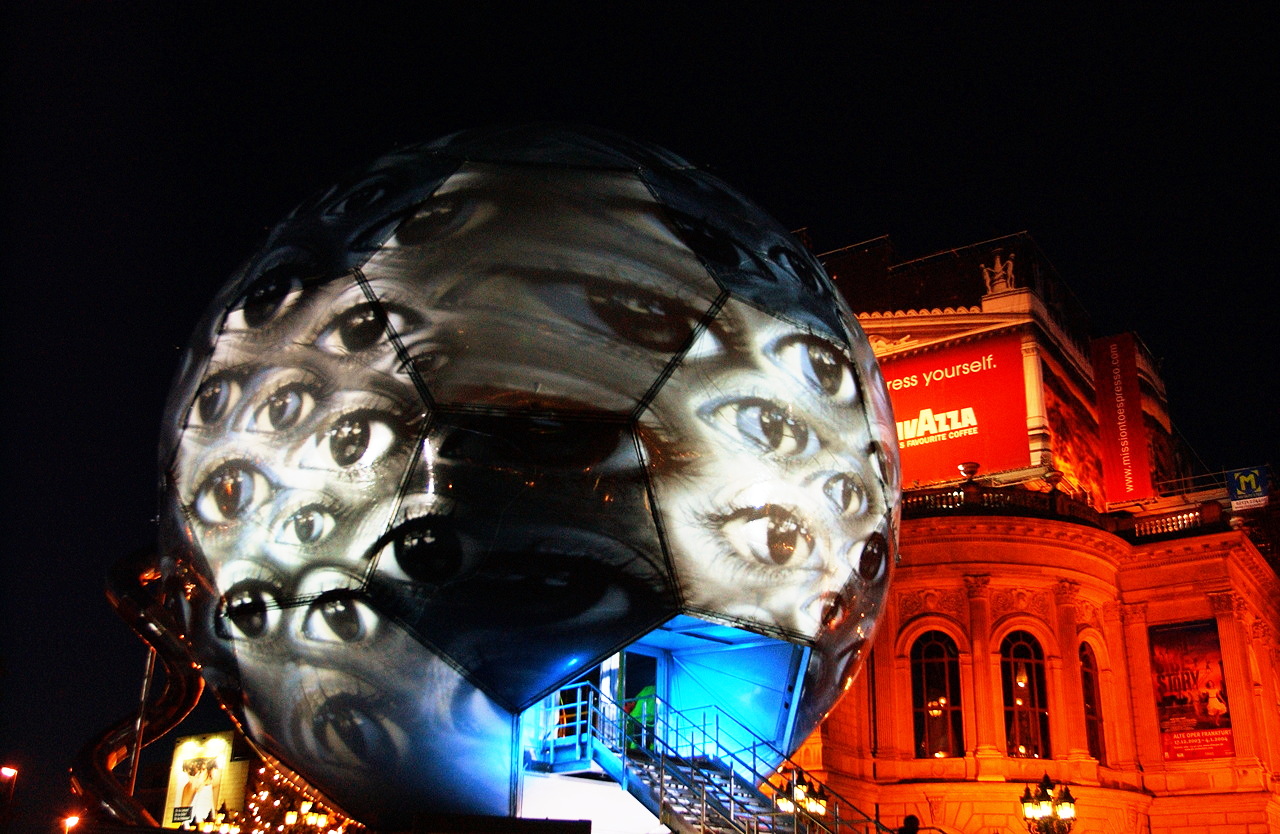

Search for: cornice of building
xmin=894 ymin=516 xmax=1280 ymax=644
xmin=900 ymin=514 xmax=1130 ymax=567
xmin=858 ymin=291 xmax=1098 ymax=390
xmin=1129 ymin=530 xmax=1280 ymax=627
xmin=862 ymin=317 xmax=1027 ymax=360
xmin=859 ymin=306 xmax=985 ymax=320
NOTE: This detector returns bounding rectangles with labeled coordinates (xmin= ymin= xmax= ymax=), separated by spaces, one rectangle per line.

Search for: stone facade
xmin=807 ymin=234 xmax=1280 ymax=833
xmin=801 ymin=515 xmax=1279 ymax=833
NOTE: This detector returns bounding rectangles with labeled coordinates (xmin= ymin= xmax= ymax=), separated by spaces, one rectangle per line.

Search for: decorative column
xmin=871 ymin=611 xmax=904 ymax=766
xmin=1250 ymin=621 xmax=1280 ymax=771
xmin=1100 ymin=601 xmax=1139 ymax=770
xmin=1207 ymin=591 xmax=1257 ymax=760
xmin=1021 ymin=338 xmax=1052 ymax=468
xmin=1053 ymin=580 xmax=1092 ymax=761
xmin=964 ymin=574 xmax=1003 ymax=777
xmin=1120 ymin=602 xmax=1163 ymax=769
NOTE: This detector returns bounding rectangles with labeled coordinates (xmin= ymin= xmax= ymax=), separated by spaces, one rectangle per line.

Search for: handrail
xmin=544 ymin=682 xmax=750 ymax=833
xmin=639 ymin=695 xmax=887 ymax=832
xmin=538 ymin=681 xmax=895 ymax=833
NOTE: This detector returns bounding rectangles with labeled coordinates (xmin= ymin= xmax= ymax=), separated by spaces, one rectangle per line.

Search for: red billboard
xmin=1090 ymin=333 xmax=1154 ymax=503
xmin=879 ymin=332 xmax=1030 ymax=485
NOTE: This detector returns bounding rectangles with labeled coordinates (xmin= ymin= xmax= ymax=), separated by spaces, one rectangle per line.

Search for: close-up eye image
xmin=702 ymin=396 xmax=818 ymax=458
xmin=771 ymin=333 xmax=860 ymax=403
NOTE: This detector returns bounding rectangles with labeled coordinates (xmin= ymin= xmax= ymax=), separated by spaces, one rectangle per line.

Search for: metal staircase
xmin=527 ymin=682 xmax=894 ymax=834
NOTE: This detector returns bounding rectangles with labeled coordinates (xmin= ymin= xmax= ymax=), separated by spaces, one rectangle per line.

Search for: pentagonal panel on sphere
xmin=365 ymin=410 xmax=676 ymax=711
xmin=221 ymin=594 xmax=516 ymax=823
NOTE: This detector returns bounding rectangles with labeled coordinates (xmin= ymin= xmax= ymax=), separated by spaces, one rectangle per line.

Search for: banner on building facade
xmin=162 ymin=732 xmax=234 ymax=828
xmin=1090 ymin=333 xmax=1154 ymax=503
xmin=878 ymin=331 xmax=1029 ymax=486
xmin=1227 ymin=466 xmax=1269 ymax=510
xmin=1148 ymin=620 xmax=1234 ymax=761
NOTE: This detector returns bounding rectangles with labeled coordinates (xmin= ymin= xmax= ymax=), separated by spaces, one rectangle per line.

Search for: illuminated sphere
xmin=159 ymin=126 xmax=900 ymax=826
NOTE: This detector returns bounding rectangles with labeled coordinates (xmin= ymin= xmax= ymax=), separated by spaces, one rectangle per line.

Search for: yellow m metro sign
xmin=1227 ymin=467 xmax=1268 ymax=510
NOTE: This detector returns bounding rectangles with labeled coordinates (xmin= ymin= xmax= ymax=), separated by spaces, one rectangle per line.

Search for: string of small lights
xmin=235 ymin=760 xmax=362 ymax=834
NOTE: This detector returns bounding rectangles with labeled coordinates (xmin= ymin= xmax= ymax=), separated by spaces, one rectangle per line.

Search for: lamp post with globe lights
xmin=1019 ymin=773 xmax=1076 ymax=834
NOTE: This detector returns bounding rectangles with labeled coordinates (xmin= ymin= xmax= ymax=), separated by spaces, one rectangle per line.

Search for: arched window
xmin=911 ymin=631 xmax=964 ymax=758
xmin=1079 ymin=642 xmax=1105 ymax=762
xmin=1000 ymin=630 xmax=1050 ymax=758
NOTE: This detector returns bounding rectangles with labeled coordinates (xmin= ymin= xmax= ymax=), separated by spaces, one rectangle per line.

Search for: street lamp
xmin=1 ymin=768 xmax=18 ymax=834
xmin=1019 ymin=773 xmax=1076 ymax=833
xmin=803 ymin=783 xmax=829 ymax=816
xmin=1 ymin=766 xmax=17 ymax=805
xmin=773 ymin=773 xmax=829 ymax=818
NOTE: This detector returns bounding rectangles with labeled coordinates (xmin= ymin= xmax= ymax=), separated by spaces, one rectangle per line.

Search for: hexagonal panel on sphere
xmin=641 ymin=294 xmax=896 ymax=642
xmin=158 ymin=125 xmax=899 ymax=828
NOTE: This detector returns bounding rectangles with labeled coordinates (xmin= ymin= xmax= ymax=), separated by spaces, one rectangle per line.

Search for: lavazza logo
xmin=896 ymin=406 xmax=979 ymax=448
xmin=888 ymin=353 xmax=995 ymax=449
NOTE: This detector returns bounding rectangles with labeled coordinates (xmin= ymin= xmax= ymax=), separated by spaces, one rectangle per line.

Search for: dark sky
xmin=1 ymin=4 xmax=1274 ymax=831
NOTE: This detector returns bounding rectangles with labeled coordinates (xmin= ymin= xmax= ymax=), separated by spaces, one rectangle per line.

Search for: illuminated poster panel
xmin=162 ymin=732 xmax=234 ymax=828
xmin=879 ymin=331 xmax=1029 ymax=485
xmin=1090 ymin=333 xmax=1154 ymax=503
xmin=1148 ymin=621 xmax=1235 ymax=761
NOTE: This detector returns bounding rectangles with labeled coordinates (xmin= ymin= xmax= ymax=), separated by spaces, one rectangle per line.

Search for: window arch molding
xmin=1075 ymin=629 xmax=1120 ymax=766
xmin=895 ymin=615 xmax=972 ymax=659
xmin=1074 ymin=626 xmax=1112 ymax=667
xmin=991 ymin=614 xmax=1060 ymax=660
xmin=1077 ymin=638 xmax=1107 ymax=763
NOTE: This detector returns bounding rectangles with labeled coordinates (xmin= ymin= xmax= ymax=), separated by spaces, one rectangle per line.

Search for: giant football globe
xmin=159 ymin=126 xmax=900 ymax=827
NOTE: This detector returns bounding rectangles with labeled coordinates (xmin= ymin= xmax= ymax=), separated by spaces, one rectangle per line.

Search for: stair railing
xmin=532 ymin=682 xmax=895 ymax=834
xmin=668 ymin=699 xmax=892 ymax=834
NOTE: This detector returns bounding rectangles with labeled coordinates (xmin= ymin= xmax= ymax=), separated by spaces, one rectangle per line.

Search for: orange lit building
xmin=798 ymin=233 xmax=1280 ymax=833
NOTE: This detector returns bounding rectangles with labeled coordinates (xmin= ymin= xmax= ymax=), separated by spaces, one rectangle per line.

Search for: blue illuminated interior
xmin=632 ymin=615 xmax=807 ymax=760
xmin=522 ymin=614 xmax=809 ymax=775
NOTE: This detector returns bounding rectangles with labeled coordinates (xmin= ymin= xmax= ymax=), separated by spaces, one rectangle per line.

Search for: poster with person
xmin=1148 ymin=621 xmax=1234 ymax=760
xmin=163 ymin=733 xmax=232 ymax=828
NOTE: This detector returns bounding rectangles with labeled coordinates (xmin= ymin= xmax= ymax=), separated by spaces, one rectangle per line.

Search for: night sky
xmin=2 ymin=5 xmax=1274 ymax=831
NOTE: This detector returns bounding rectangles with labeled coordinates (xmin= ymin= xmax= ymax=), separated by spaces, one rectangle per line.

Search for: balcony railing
xmin=900 ymin=482 xmax=1231 ymax=545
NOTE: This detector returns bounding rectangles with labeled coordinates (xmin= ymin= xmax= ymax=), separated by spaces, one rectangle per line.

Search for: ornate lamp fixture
xmin=802 ymin=782 xmax=829 ymax=816
xmin=774 ymin=773 xmax=829 ymax=817
xmin=1019 ymin=773 xmax=1076 ymax=833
